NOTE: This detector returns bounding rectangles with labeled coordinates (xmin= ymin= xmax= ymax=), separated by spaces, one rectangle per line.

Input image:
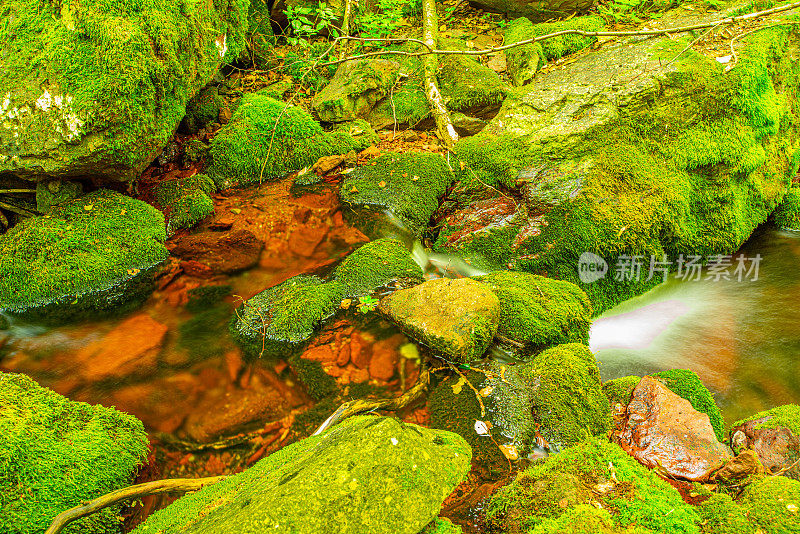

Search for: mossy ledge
xmin=0 ymin=189 xmax=168 ymax=322
xmin=0 ymin=372 xmax=149 ymax=534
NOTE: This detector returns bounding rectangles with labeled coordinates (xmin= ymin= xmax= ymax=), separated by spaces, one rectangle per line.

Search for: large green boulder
xmin=474 ymin=271 xmax=593 ymax=351
xmin=312 ymin=59 xmax=401 ymax=122
xmin=333 ymin=238 xmax=424 ymax=297
xmin=486 ymin=437 xmax=700 ymax=533
xmin=208 ymin=94 xmax=369 ymax=188
xmin=0 ymin=0 xmax=248 ymax=182
xmin=133 ymin=416 xmax=471 ymax=534
xmin=453 ymin=5 xmax=799 ymax=313
xmin=773 ymin=185 xmax=800 ymax=230
xmin=0 ymin=189 xmax=168 ymax=321
xmin=229 ymin=275 xmax=344 ymax=359
xmin=0 ymin=372 xmax=149 ymax=534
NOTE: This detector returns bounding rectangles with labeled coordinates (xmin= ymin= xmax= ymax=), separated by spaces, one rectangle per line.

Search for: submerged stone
xmin=333 ymin=238 xmax=424 ymax=297
xmin=379 ymin=278 xmax=500 ymax=364
xmin=0 ymin=372 xmax=149 ymax=534
xmin=133 ymin=416 xmax=471 ymax=534
xmin=474 ymin=271 xmax=592 ymax=351
xmin=0 ymin=189 xmax=168 ymax=322
xmin=229 ymin=275 xmax=344 ymax=359
xmin=1 ymin=0 xmax=248 ymax=182
xmin=207 ymin=94 xmax=370 ymax=189
xmin=340 ymin=152 xmax=455 ymax=238
xmin=486 ymin=437 xmax=699 ymax=533
xmin=612 ymin=376 xmax=731 ymax=482
xmin=731 ymin=404 xmax=800 ymax=480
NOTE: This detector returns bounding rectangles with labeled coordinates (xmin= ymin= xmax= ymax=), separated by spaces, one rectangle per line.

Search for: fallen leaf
xmin=378 ymin=181 xmax=387 ymax=188
xmin=474 ymin=420 xmax=491 ymax=436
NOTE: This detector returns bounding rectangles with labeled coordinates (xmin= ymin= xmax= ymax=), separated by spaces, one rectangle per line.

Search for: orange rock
xmin=369 ymin=340 xmax=399 ymax=381
xmin=337 ymin=343 xmax=351 ymax=367
xmin=288 ymin=224 xmax=329 ymax=257
xmin=224 ymin=350 xmax=244 ymax=382
xmin=74 ymin=314 xmax=167 ymax=381
xmin=350 ymin=332 xmax=372 ymax=369
xmin=301 ymin=344 xmax=337 ymax=363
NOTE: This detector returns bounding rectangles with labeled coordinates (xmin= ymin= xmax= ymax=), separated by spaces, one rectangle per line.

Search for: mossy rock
xmin=1 ymin=0 xmax=248 ymax=182
xmin=526 ymin=343 xmax=610 ymax=447
xmin=530 ymin=504 xmax=655 ymax=534
xmin=603 ymin=375 xmax=642 ymax=407
xmin=421 ymin=517 xmax=463 ymax=534
xmin=153 ymin=173 xmax=217 ymax=232
xmin=438 ymin=50 xmax=508 ymax=116
xmin=773 ymin=185 xmax=800 ymax=230
xmin=340 ymin=152 xmax=455 ymax=238
xmin=379 ymin=278 xmax=500 ymax=364
xmin=0 ymin=372 xmax=149 ymax=534
xmin=182 ymin=85 xmax=223 ymax=133
xmin=207 ymin=94 xmax=367 ymax=189
xmin=503 ymin=18 xmax=544 ymax=87
xmin=738 ymin=476 xmax=800 ymax=533
xmin=132 ymin=416 xmax=471 ymax=534
xmin=474 ymin=271 xmax=593 ymax=351
xmin=311 ymin=59 xmax=401 ymax=122
xmin=229 ymin=275 xmax=344 ymax=359
xmin=454 ymin=5 xmax=799 ymax=313
xmin=732 ymin=404 xmax=800 ymax=438
xmin=247 ymin=0 xmax=276 ymax=68
xmin=651 ymin=369 xmax=725 ymax=442
xmin=0 ymin=189 xmax=168 ymax=322
xmin=486 ymin=437 xmax=700 ymax=533
xmin=333 ymin=238 xmax=424 ymax=297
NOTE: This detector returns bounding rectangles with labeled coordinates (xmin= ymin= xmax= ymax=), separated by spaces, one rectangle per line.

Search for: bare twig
xmin=319 ymin=1 xmax=800 ymax=66
xmin=45 ymin=477 xmax=227 ymax=534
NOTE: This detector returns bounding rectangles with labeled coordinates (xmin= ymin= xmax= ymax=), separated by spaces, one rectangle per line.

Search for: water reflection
xmin=591 ymin=227 xmax=800 ymax=424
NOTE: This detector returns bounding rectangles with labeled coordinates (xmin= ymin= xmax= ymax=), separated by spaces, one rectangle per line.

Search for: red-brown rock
xmin=171 ymin=229 xmax=263 ymax=274
xmin=731 ymin=416 xmax=800 ymax=479
xmin=613 ymin=376 xmax=731 ymax=481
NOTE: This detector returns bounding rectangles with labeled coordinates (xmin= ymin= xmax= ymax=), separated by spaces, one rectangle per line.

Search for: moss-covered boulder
xmin=133 ymin=416 xmax=471 ymax=534
xmin=208 ymin=94 xmax=370 ymax=189
xmin=731 ymin=404 xmax=800 ymax=480
xmin=379 ymin=278 xmax=500 ymax=364
xmin=35 ymin=179 xmax=83 ymax=212
xmin=152 ymin=173 xmax=216 ymax=232
xmin=774 ymin=185 xmax=800 ymax=230
xmin=486 ymin=437 xmax=700 ymax=533
xmin=439 ymin=52 xmax=508 ymax=118
xmin=696 ymin=493 xmax=754 ymax=534
xmin=312 ymin=59 xmax=401 ymax=122
xmin=340 ymin=152 xmax=455 ymax=237
xmin=453 ymin=5 xmax=799 ymax=313
xmin=333 ymin=238 xmax=424 ymax=297
xmin=182 ymin=85 xmax=223 ymax=133
xmin=474 ymin=271 xmax=592 ymax=351
xmin=229 ymin=275 xmax=344 ymax=359
xmin=0 ymin=189 xmax=168 ymax=321
xmin=503 ymin=16 xmax=605 ymax=87
xmin=0 ymin=372 xmax=149 ymax=534
xmin=603 ymin=375 xmax=642 ymax=407
xmin=738 ymin=476 xmax=800 ymax=533
xmin=1 ymin=0 xmax=247 ymax=182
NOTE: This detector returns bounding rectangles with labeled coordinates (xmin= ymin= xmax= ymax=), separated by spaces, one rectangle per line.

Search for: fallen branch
xmin=45 ymin=476 xmax=227 ymax=534
xmin=319 ymin=0 xmax=800 ymax=66
xmin=313 ymin=363 xmax=431 ymax=435
xmin=421 ymin=0 xmax=459 ymax=148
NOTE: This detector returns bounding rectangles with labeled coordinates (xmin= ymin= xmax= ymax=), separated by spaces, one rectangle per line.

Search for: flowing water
xmin=591 ymin=227 xmax=800 ymax=424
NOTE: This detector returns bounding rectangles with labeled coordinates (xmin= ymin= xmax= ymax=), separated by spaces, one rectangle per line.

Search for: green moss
xmin=327 ymin=118 xmax=380 ymax=152
xmin=247 ymin=0 xmax=276 ymax=67
xmin=527 ymin=343 xmax=611 ymax=447
xmin=1 ymin=0 xmax=248 ymax=180
xmin=533 ymin=16 xmax=606 ymax=62
xmin=531 ymin=505 xmax=655 ymax=534
xmin=35 ymin=180 xmax=83 ymax=212
xmin=208 ymin=94 xmax=369 ymax=189
xmin=439 ymin=51 xmax=508 ymax=113
xmin=486 ymin=437 xmax=700 ymax=534
xmin=288 ymin=353 xmax=339 ymax=400
xmin=504 ymin=18 xmax=543 ymax=86
xmin=732 ymin=404 xmax=800 ymax=438
xmin=340 ymin=152 xmax=455 ymax=237
xmin=153 ymin=173 xmax=216 ymax=231
xmin=474 ymin=271 xmax=592 ymax=350
xmin=229 ymin=275 xmax=344 ymax=359
xmin=0 ymin=189 xmax=168 ymax=320
xmin=422 ymin=517 xmax=463 ymax=534
xmin=333 ymin=238 xmax=424 ymax=297
xmin=739 ymin=476 xmax=800 ymax=533
xmin=696 ymin=493 xmax=755 ymax=534
xmin=132 ymin=416 xmax=471 ymax=534
xmin=182 ymin=85 xmax=222 ymax=133
xmin=456 ymin=23 xmax=799 ymax=313
xmin=773 ymin=186 xmax=800 ymax=230
xmin=0 ymin=372 xmax=149 ymax=534
xmin=652 ymin=369 xmax=725 ymax=442
xmin=603 ymin=376 xmax=641 ymax=407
